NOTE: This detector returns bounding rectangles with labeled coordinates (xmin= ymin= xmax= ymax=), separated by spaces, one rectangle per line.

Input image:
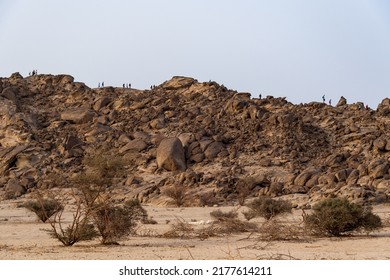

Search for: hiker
xmin=102 ymin=82 xmax=104 ymax=87
xmin=123 ymin=83 xmax=125 ymax=88
xmin=129 ymin=83 xmax=131 ymax=88
xmin=329 ymin=99 xmax=332 ymax=105
xmin=259 ymin=94 xmax=262 ymax=99
xmin=322 ymin=95 xmax=325 ymax=103
xmin=98 ymin=82 xmax=100 ymax=88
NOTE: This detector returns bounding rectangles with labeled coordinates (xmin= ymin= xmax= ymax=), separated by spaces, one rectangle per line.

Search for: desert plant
xmin=199 ymin=192 xmax=218 ymax=207
xmin=236 ymin=177 xmax=256 ymax=206
xmin=257 ymin=219 xmax=305 ymax=241
xmin=304 ymin=197 xmax=382 ymax=236
xmin=94 ymin=199 xmax=147 ymax=245
xmin=162 ymin=218 xmax=195 ymax=239
xmin=209 ymin=209 xmax=238 ymax=221
xmin=207 ymin=209 xmax=257 ymax=235
xmin=46 ymin=194 xmax=98 ymax=246
xmin=23 ymin=198 xmax=63 ymax=223
xmin=163 ymin=184 xmax=188 ymax=207
xmin=244 ymin=196 xmax=292 ymax=220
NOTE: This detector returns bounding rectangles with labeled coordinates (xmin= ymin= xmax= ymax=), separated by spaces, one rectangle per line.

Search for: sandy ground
xmin=1 ymin=199 xmax=390 ymax=260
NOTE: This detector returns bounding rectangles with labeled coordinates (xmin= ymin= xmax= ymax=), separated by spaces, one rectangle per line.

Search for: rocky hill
xmin=1 ymin=72 xmax=390 ymax=208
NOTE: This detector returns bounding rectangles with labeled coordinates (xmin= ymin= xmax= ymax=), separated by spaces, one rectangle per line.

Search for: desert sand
xmin=1 ymin=198 xmax=390 ymax=260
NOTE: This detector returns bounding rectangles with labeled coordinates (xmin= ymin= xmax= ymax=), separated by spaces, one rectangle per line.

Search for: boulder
xmin=93 ymin=96 xmax=111 ymax=111
xmin=204 ymin=142 xmax=224 ymax=160
xmin=156 ymin=137 xmax=186 ymax=171
xmin=161 ymin=76 xmax=196 ymax=90
xmin=5 ymin=179 xmax=26 ymax=199
xmin=370 ymin=163 xmax=389 ymax=179
xmin=61 ymin=108 xmax=96 ymax=124
xmin=336 ymin=96 xmax=347 ymax=107
xmin=0 ymin=145 xmax=28 ymax=176
xmin=119 ymin=139 xmax=148 ymax=153
xmin=294 ymin=168 xmax=320 ymax=186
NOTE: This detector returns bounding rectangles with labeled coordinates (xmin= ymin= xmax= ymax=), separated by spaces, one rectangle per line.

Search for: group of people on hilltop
xmin=322 ymin=94 xmax=370 ymax=109
xmin=98 ymin=82 xmax=105 ymax=88
xmin=29 ymin=70 xmax=38 ymax=76
xmin=123 ymin=83 xmax=131 ymax=88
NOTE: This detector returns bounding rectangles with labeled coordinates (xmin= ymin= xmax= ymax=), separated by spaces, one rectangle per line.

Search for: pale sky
xmin=1 ymin=0 xmax=389 ymax=108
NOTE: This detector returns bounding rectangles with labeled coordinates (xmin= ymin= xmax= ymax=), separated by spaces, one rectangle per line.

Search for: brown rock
xmin=5 ymin=179 xmax=26 ymax=199
xmin=156 ymin=138 xmax=186 ymax=171
xmin=120 ymin=139 xmax=148 ymax=153
xmin=204 ymin=142 xmax=224 ymax=160
xmin=61 ymin=108 xmax=96 ymax=124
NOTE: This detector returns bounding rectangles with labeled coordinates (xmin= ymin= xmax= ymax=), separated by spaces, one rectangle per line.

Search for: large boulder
xmin=336 ymin=96 xmax=347 ymax=107
xmin=119 ymin=139 xmax=148 ymax=153
xmin=156 ymin=138 xmax=186 ymax=171
xmin=61 ymin=108 xmax=96 ymax=124
xmin=0 ymin=145 xmax=28 ymax=176
xmin=4 ymin=179 xmax=26 ymax=199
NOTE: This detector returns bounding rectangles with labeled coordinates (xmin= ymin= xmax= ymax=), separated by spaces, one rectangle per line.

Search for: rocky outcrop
xmin=1 ymin=72 xmax=390 ymax=207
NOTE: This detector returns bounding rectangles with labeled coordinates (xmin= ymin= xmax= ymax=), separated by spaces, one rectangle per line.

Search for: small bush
xmin=94 ymin=199 xmax=148 ymax=245
xmin=199 ymin=192 xmax=218 ymax=207
xmin=304 ymin=197 xmax=382 ymax=236
xmin=162 ymin=218 xmax=195 ymax=239
xmin=163 ymin=184 xmax=188 ymax=207
xmin=209 ymin=209 xmax=238 ymax=221
xmin=23 ymin=199 xmax=63 ymax=223
xmin=244 ymin=197 xmax=292 ymax=220
xmin=204 ymin=218 xmax=257 ymax=235
xmin=47 ymin=199 xmax=99 ymax=246
xmin=48 ymin=222 xmax=98 ymax=246
xmin=258 ymin=220 xmax=305 ymax=241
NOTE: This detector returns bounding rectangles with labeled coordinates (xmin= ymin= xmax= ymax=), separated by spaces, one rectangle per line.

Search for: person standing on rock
xmin=329 ymin=99 xmax=332 ymax=105
xmin=102 ymin=82 xmax=104 ymax=87
xmin=322 ymin=94 xmax=326 ymax=103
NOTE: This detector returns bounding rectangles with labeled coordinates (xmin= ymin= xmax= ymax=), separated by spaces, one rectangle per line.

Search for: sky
xmin=0 ymin=0 xmax=389 ymax=108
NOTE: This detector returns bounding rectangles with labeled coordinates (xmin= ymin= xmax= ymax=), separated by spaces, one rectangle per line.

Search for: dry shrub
xmin=257 ymin=219 xmax=305 ymax=241
xmin=244 ymin=196 xmax=292 ymax=220
xmin=199 ymin=192 xmax=218 ymax=207
xmin=46 ymin=194 xmax=98 ymax=246
xmin=23 ymin=198 xmax=63 ymax=223
xmin=204 ymin=218 xmax=257 ymax=235
xmin=210 ymin=209 xmax=238 ymax=221
xmin=161 ymin=218 xmax=195 ymax=239
xmin=304 ymin=197 xmax=382 ymax=236
xmin=236 ymin=176 xmax=256 ymax=206
xmin=206 ymin=209 xmax=257 ymax=235
xmin=163 ymin=184 xmax=188 ymax=207
xmin=93 ymin=199 xmax=147 ymax=245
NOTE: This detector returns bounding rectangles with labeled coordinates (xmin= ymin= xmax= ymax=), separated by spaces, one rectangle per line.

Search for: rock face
xmin=156 ymin=138 xmax=186 ymax=171
xmin=1 ymin=71 xmax=390 ymax=207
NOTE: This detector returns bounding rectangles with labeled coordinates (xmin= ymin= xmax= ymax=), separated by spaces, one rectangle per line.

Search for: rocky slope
xmin=1 ymin=72 xmax=390 ymax=208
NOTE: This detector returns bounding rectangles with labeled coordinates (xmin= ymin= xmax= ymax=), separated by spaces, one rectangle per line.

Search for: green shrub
xmin=23 ymin=199 xmax=63 ymax=223
xmin=244 ymin=196 xmax=292 ymax=220
xmin=304 ymin=197 xmax=382 ymax=236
